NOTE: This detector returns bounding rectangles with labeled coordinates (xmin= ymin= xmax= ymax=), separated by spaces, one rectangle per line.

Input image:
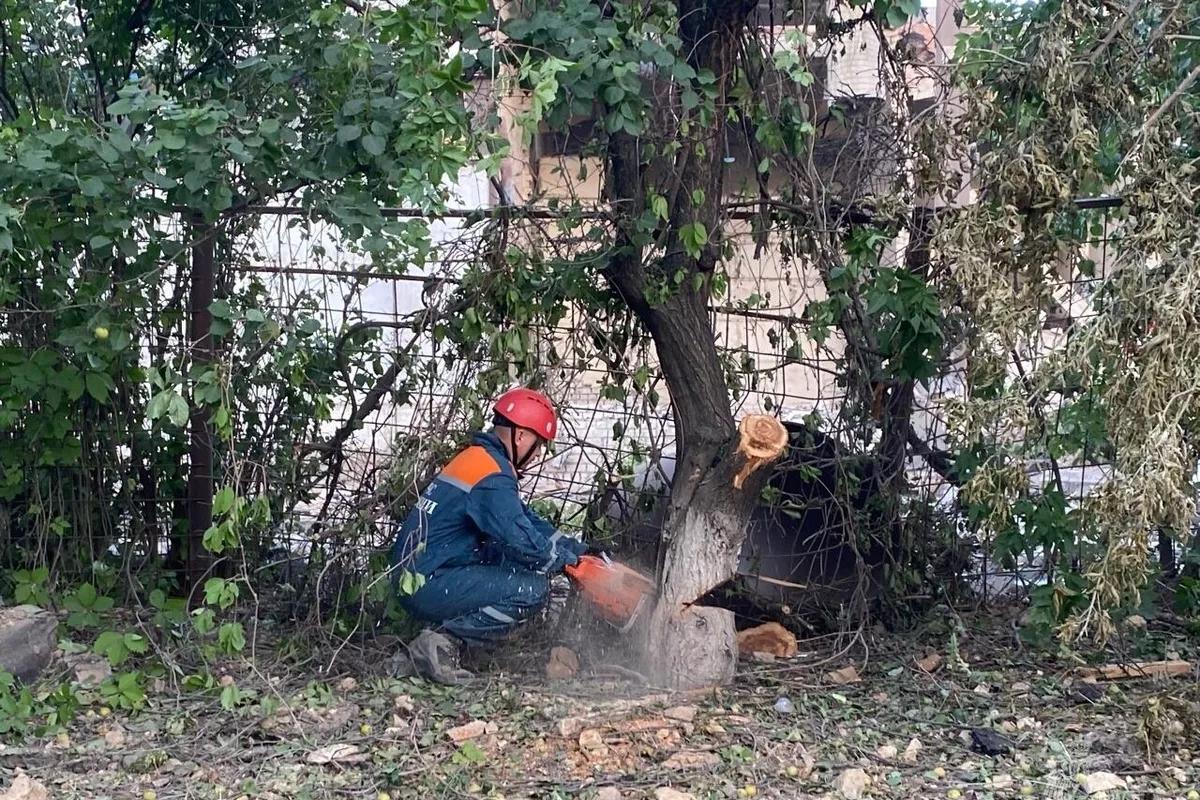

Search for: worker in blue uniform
xmin=390 ymin=387 xmax=593 ymax=683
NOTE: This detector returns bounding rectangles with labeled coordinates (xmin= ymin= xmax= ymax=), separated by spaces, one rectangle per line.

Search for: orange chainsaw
xmin=564 ymin=553 xmax=656 ymax=632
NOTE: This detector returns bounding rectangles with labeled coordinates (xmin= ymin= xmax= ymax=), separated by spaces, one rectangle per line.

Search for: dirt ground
xmin=2 ymin=608 xmax=1198 ymax=800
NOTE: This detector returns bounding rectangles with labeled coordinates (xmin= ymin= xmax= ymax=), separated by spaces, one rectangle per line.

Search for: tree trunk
xmin=600 ymin=0 xmax=764 ymax=687
xmin=605 ymin=282 xmax=772 ymax=686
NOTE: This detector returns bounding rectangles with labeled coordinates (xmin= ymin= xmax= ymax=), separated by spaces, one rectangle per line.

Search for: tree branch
xmin=73 ymin=0 xmax=108 ymax=120
xmin=0 ymin=18 xmax=20 ymax=121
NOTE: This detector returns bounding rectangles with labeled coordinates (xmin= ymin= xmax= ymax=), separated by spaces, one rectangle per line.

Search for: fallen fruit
xmin=947 ymin=790 xmax=962 ymax=800
xmin=360 ymin=723 xmax=373 ymax=735
xmin=1188 ymin=791 xmax=1199 ymax=800
xmin=932 ymin=767 xmax=946 ymax=779
xmin=786 ymin=766 xmax=800 ymax=778
xmin=93 ymin=326 xmax=109 ymax=341
xmin=99 ymin=706 xmax=112 ymax=717
xmin=1020 ymin=785 xmax=1034 ymax=796
xmin=378 ymin=793 xmax=392 ymax=800
xmin=143 ymin=791 xmax=157 ymax=800
xmin=743 ymin=786 xmax=757 ymax=797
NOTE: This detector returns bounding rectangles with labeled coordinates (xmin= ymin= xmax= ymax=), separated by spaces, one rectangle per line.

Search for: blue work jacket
xmin=390 ymin=431 xmax=586 ymax=578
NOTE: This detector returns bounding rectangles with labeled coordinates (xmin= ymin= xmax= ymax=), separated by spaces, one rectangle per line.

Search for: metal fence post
xmin=186 ymin=215 xmax=216 ymax=594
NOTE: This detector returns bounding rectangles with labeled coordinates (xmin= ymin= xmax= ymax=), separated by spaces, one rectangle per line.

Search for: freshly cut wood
xmin=733 ymin=415 xmax=789 ymax=489
xmin=736 ymin=622 xmax=797 ymax=658
xmin=1077 ymin=660 xmax=1193 ymax=681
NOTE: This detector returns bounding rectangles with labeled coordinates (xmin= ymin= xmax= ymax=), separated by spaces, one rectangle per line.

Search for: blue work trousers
xmin=400 ymin=563 xmax=549 ymax=645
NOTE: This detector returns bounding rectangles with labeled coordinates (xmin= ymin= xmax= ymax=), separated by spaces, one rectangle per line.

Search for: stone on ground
xmin=0 ymin=605 xmax=57 ymax=683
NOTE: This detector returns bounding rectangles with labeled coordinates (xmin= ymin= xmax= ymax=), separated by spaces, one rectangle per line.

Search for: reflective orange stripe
xmin=438 ymin=446 xmax=502 ymax=490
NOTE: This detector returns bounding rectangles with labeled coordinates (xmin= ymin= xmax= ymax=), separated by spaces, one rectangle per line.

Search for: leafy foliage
xmin=0 ymin=0 xmax=490 ymax=599
xmin=942 ymin=0 xmax=1200 ymax=639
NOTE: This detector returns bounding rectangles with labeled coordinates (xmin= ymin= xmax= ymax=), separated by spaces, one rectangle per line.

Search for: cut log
xmin=735 ymin=622 xmax=797 ymax=658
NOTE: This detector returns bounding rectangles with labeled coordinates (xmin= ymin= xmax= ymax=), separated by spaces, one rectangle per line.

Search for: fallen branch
xmin=1077 ymin=659 xmax=1193 ymax=681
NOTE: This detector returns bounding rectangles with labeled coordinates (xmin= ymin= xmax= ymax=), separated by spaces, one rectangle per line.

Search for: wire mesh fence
xmin=2 ymin=191 xmax=1176 ymax=626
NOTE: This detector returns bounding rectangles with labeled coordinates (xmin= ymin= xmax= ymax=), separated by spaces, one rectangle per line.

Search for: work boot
xmin=405 ymin=629 xmax=475 ymax=685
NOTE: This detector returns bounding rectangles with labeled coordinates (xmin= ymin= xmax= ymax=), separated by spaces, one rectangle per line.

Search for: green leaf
xmin=454 ymin=742 xmax=487 ymax=764
xmin=184 ymin=171 xmax=207 ymax=192
xmin=362 ymin=134 xmax=386 ymax=156
xmin=679 ymin=222 xmax=709 ymax=259
xmin=76 ymin=583 xmax=98 ymax=608
xmin=192 ymin=607 xmax=216 ymax=635
xmin=159 ymin=131 xmax=187 ymax=150
xmin=94 ymin=631 xmax=130 ymax=666
xmin=218 ymin=622 xmax=246 ymax=653
xmin=167 ymin=393 xmax=189 ymax=427
xmin=649 ymin=194 xmax=669 ymax=221
xmin=337 ymin=124 xmax=362 ymax=143
xmin=213 ymin=486 xmax=236 ymax=516
xmin=85 ymin=373 xmax=111 ymax=404
xmin=79 ymin=177 xmax=107 ymax=198
xmin=107 ymin=100 xmax=133 ymax=118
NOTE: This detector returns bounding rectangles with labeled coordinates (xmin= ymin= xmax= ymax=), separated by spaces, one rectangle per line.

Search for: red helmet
xmin=494 ymin=387 xmax=558 ymax=441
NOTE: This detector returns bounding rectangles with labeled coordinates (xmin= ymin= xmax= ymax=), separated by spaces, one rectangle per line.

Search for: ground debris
xmin=970 ymin=728 xmax=1012 ymax=756
xmin=546 ymin=646 xmax=580 ymax=680
xmin=103 ymin=723 xmax=127 ymax=748
xmin=663 ymin=750 xmax=720 ymax=770
xmin=23 ymin=609 xmax=1199 ymax=800
xmin=0 ymin=772 xmax=48 ymax=800
xmin=447 ymin=720 xmax=496 ymax=742
xmin=259 ymin=702 xmax=360 ymax=736
xmin=663 ymin=706 xmax=698 ymax=722
xmin=1081 ymin=771 xmax=1127 ymax=794
xmin=305 ymin=743 xmax=366 ymax=765
xmin=64 ymin=653 xmax=111 ymax=688
xmin=825 ymin=665 xmax=861 ymax=685
xmin=654 ymin=789 xmax=696 ymax=800
xmin=915 ymin=652 xmax=943 ymax=673
xmin=833 ymin=767 xmax=871 ymax=798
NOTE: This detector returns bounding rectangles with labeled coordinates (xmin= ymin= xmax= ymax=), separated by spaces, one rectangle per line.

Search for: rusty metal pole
xmin=186 ymin=215 xmax=216 ymax=594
